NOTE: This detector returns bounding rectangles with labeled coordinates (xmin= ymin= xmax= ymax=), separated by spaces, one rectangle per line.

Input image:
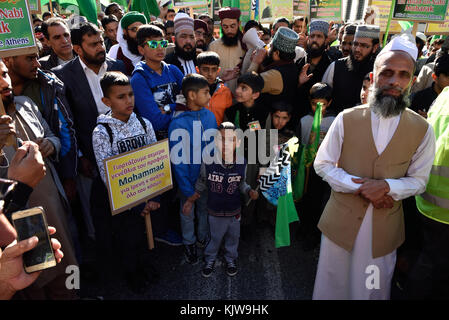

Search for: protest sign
xmin=0 ymin=0 xmax=38 ymax=58
xmin=426 ymin=5 xmax=449 ymax=34
xmin=293 ymin=0 xmax=308 ymax=16
xmin=368 ymin=0 xmax=403 ymax=33
xmin=104 ymin=139 xmax=173 ymax=216
xmin=29 ymin=0 xmax=41 ymax=14
xmin=393 ymin=0 xmax=449 ymax=22
xmin=259 ymin=0 xmax=293 ymax=23
xmin=310 ymin=0 xmax=342 ymax=21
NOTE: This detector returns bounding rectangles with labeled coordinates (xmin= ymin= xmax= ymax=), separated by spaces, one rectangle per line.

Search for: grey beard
xmin=369 ymin=85 xmax=410 ymax=118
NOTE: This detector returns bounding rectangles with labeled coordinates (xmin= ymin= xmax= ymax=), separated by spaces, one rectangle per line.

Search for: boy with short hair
xmin=258 ymin=101 xmax=296 ymax=228
xmin=131 ymin=24 xmax=184 ymax=139
xmin=169 ymin=73 xmax=217 ymax=264
xmin=224 ymin=72 xmax=266 ymax=233
xmin=196 ymin=51 xmax=233 ymax=126
xmin=194 ymin=122 xmax=259 ymax=277
xmin=360 ymin=73 xmax=371 ymax=105
xmin=296 ymin=82 xmax=336 ymax=251
xmin=225 ymin=72 xmax=267 ymax=131
xmin=92 ymin=71 xmax=160 ymax=293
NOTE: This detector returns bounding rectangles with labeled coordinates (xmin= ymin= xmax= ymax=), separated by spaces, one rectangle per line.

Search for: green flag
xmin=398 ymin=21 xmax=413 ymax=31
xmin=131 ymin=0 xmax=160 ymax=21
xmin=275 ymin=158 xmax=299 ymax=248
xmin=76 ymin=0 xmax=97 ymax=23
xmin=293 ymin=102 xmax=322 ymax=202
xmin=260 ymin=138 xmax=300 ymax=248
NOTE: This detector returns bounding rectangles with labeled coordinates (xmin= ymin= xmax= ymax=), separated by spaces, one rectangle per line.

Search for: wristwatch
xmin=163 ymin=105 xmax=171 ymax=113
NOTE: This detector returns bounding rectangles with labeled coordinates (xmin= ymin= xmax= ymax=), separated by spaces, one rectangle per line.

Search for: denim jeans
xmin=179 ymin=190 xmax=209 ymax=245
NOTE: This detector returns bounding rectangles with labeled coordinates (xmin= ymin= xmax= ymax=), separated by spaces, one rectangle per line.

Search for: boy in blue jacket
xmin=169 ymin=74 xmax=217 ymax=264
xmin=131 ymin=24 xmax=184 ymax=139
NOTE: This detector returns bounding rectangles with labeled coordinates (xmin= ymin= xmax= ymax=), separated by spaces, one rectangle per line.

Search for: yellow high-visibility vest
xmin=416 ymin=87 xmax=449 ymax=224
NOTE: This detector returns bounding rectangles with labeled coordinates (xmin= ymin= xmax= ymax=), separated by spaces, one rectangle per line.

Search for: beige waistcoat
xmin=318 ymin=105 xmax=428 ymax=258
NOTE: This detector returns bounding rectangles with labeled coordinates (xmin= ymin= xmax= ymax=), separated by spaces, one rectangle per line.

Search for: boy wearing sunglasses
xmin=131 ymin=24 xmax=184 ymax=140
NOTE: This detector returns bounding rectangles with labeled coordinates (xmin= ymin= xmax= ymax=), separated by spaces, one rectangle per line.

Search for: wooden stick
xmin=49 ymin=0 xmax=53 ymax=16
xmin=411 ymin=22 xmax=418 ymax=37
xmin=145 ymin=213 xmax=155 ymax=250
xmin=128 ymin=0 xmax=133 ymax=11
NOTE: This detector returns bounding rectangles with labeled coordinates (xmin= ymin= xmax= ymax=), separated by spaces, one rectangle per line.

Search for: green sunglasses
xmin=147 ymin=40 xmax=168 ymax=49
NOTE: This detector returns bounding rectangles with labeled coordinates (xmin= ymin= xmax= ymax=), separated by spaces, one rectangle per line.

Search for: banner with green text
xmin=0 ymin=0 xmax=37 ymax=58
xmin=393 ymin=0 xmax=449 ymax=22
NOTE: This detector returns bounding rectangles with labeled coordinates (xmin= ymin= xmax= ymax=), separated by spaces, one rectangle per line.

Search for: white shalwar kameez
xmin=312 ymin=109 xmax=435 ymax=300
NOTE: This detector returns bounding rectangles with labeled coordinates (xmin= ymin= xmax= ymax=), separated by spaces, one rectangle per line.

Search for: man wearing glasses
xmin=322 ymin=25 xmax=380 ymax=113
xmin=194 ymin=19 xmax=209 ymax=52
xmin=108 ymin=11 xmax=147 ymax=76
xmin=164 ymin=13 xmax=198 ymax=76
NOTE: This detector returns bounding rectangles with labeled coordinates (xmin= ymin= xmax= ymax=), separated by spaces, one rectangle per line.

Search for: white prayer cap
xmin=379 ymin=33 xmax=418 ymax=62
xmin=416 ymin=32 xmax=427 ymax=43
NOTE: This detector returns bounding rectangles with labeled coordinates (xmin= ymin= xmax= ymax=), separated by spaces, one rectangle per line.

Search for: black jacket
xmin=39 ymin=50 xmax=76 ymax=71
xmin=164 ymin=51 xmax=197 ymax=75
xmin=296 ymin=53 xmax=332 ymax=118
xmin=24 ymin=70 xmax=78 ymax=180
xmin=52 ymin=57 xmax=126 ymax=164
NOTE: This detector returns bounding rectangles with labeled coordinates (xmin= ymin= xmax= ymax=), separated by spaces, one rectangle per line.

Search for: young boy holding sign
xmin=91 ymin=71 xmax=160 ymax=293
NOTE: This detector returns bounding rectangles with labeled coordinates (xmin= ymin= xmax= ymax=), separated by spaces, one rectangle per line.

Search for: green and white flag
xmin=259 ymin=138 xmax=299 ymax=248
xmin=293 ymin=102 xmax=322 ymax=202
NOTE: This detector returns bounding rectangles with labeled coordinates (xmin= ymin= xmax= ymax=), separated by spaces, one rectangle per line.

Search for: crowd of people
xmin=1 ymin=0 xmax=449 ymax=300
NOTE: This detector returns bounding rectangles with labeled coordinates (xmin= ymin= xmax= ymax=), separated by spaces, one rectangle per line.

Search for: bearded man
xmin=209 ymin=7 xmax=246 ymax=93
xmin=312 ymin=34 xmax=436 ymax=300
xmin=322 ymin=25 xmax=380 ymax=113
xmin=194 ymin=19 xmax=209 ymax=51
xmin=108 ymin=11 xmax=147 ymax=76
xmin=296 ymin=20 xmax=332 ymax=118
xmin=164 ymin=13 xmax=197 ymax=75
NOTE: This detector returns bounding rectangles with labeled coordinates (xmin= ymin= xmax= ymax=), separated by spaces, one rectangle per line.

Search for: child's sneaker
xmin=184 ymin=244 xmax=198 ymax=265
xmin=226 ymin=260 xmax=238 ymax=276
xmin=202 ymin=260 xmax=215 ymax=278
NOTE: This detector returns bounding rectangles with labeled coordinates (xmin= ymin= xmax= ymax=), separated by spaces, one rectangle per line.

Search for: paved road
xmin=79 ymin=222 xmax=319 ymax=300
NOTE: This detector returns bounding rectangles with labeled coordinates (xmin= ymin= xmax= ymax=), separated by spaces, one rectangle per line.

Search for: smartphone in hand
xmin=11 ymin=207 xmax=56 ymax=273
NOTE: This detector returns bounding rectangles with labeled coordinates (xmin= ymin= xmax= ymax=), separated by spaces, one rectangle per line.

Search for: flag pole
xmin=49 ymin=0 xmax=53 ymax=16
xmin=128 ymin=0 xmax=133 ymax=11
xmin=383 ymin=0 xmax=396 ymax=47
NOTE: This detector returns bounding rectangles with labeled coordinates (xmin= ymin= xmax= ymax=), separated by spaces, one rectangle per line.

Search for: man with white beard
xmin=312 ymin=34 xmax=436 ymax=300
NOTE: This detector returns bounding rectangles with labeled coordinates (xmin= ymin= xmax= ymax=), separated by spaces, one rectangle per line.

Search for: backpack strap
xmin=136 ymin=114 xmax=147 ymax=133
xmin=98 ymin=123 xmax=113 ymax=145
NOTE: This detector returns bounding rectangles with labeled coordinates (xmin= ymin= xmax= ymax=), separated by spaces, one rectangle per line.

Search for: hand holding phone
xmin=11 ymin=207 xmax=57 ymax=273
xmin=0 ymin=225 xmax=63 ymax=299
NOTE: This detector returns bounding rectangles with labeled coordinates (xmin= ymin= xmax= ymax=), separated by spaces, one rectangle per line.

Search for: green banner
xmin=393 ymin=0 xmax=449 ymax=21
xmin=0 ymin=0 xmax=37 ymax=58
xmin=310 ymin=0 xmax=342 ymax=21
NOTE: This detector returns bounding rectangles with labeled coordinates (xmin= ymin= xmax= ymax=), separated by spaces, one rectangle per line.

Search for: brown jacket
xmin=318 ymin=105 xmax=428 ymax=258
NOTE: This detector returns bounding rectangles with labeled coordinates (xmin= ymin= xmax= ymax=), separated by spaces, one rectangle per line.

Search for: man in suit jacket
xmin=53 ymin=22 xmax=125 ymax=178
xmin=53 ymin=22 xmax=125 ymax=244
